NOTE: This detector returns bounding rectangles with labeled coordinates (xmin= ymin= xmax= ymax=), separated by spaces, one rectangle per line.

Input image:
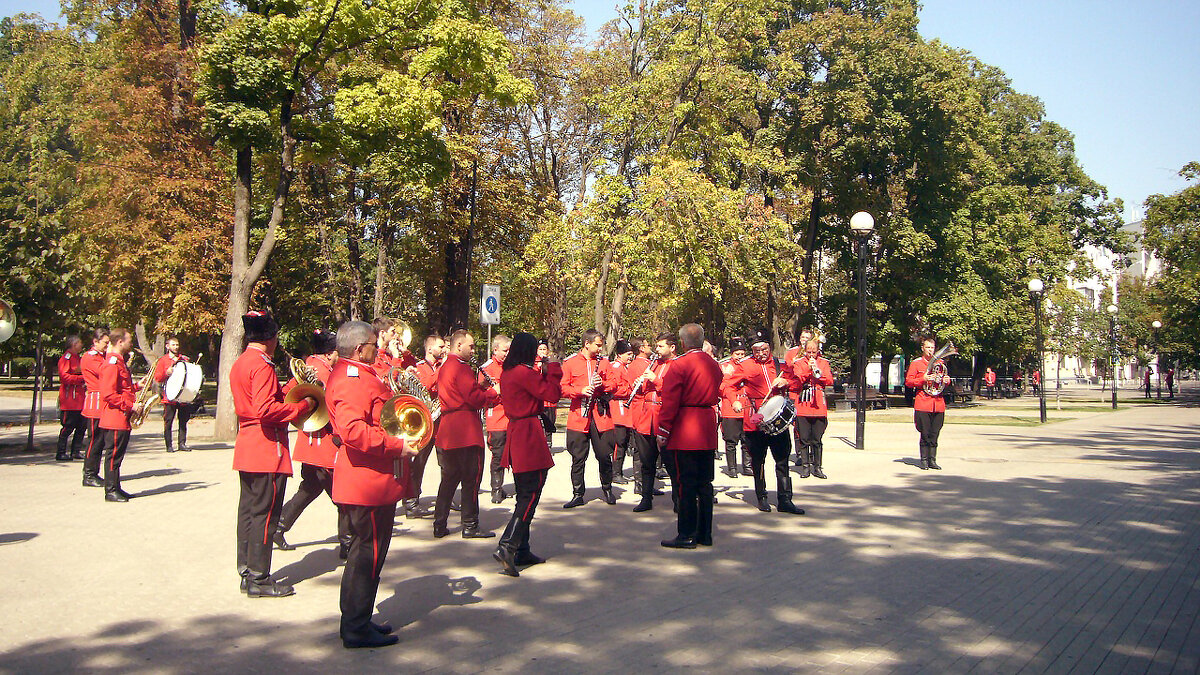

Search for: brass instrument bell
xmin=381 ymin=394 xmax=434 ymax=448
xmin=0 ymin=299 xmax=15 ymax=343
xmin=285 ymin=357 xmax=330 ymax=433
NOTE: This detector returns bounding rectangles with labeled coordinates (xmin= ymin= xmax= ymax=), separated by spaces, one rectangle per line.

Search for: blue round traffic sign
xmin=485 ymin=296 xmax=498 ymax=313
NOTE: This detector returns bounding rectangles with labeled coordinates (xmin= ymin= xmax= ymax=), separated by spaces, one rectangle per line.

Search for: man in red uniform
xmin=535 ymin=338 xmax=557 ymax=450
xmin=81 ymin=329 xmax=111 ymax=486
xmin=372 ymin=317 xmax=418 ymax=375
xmin=723 ymin=329 xmax=803 ymax=514
xmin=984 ymin=367 xmax=997 ymax=399
xmin=608 ymin=340 xmax=636 ymax=484
xmin=632 ymin=334 xmax=677 ymax=512
xmin=434 ymin=329 xmax=498 ymax=538
xmin=793 ymin=339 xmax=835 ymax=480
xmin=718 ymin=337 xmax=747 ymax=478
xmin=326 ymin=320 xmax=418 ymax=649
xmin=559 ymin=329 xmax=619 ymax=508
xmin=230 ymin=311 xmax=317 ymax=597
xmin=623 ymin=338 xmax=657 ymax=501
xmin=784 ymin=329 xmax=812 ymax=475
xmin=481 ymin=334 xmax=511 ymax=503
xmin=904 ymin=335 xmax=947 ymax=470
xmin=273 ymin=330 xmax=351 ymax=558
xmin=152 ymin=336 xmax=194 ymax=453
xmin=656 ymin=324 xmax=723 ymax=548
xmin=56 ymin=335 xmax=86 ymax=461
xmin=403 ymin=333 xmax=445 ymax=518
xmin=97 ymin=329 xmax=137 ymax=502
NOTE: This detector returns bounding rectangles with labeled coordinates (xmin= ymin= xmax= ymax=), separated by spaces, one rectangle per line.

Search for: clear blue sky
xmin=6 ymin=0 xmax=1196 ymax=222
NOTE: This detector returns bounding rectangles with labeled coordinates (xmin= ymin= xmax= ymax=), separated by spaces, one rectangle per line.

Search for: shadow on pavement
xmin=0 ymin=532 xmax=38 ymax=546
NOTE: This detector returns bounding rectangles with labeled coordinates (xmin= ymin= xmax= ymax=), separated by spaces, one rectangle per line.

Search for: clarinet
xmin=581 ymin=369 xmax=602 ymax=418
xmin=626 ymin=355 xmax=659 ymax=406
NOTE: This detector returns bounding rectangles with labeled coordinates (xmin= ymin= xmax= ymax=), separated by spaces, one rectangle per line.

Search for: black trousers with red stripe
xmin=434 ymin=445 xmax=485 ymax=529
xmin=57 ymin=410 xmax=86 ymax=457
xmin=98 ymin=427 xmax=131 ymax=493
xmin=498 ymin=469 xmax=548 ymax=555
xmin=236 ymin=471 xmax=288 ymax=580
xmin=278 ymin=464 xmax=351 ymax=545
xmin=339 ymin=504 xmax=395 ymax=640
xmin=82 ymin=417 xmax=103 ymax=479
xmin=662 ymin=449 xmax=715 ymax=542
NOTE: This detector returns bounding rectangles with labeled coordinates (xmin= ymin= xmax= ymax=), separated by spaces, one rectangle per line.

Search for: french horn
xmin=381 ymin=366 xmax=436 ymax=447
xmin=284 ymin=357 xmax=330 ymax=433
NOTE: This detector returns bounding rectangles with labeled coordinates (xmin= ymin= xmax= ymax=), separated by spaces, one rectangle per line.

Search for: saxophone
xmin=128 ymin=370 xmax=158 ymax=428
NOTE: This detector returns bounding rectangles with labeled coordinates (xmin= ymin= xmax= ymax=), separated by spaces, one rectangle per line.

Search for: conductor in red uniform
xmin=56 ymin=335 xmax=86 ymax=461
xmin=559 ymin=329 xmax=620 ymax=508
xmin=492 ymin=332 xmax=562 ymax=577
xmin=273 ymin=330 xmax=351 ymax=558
xmin=792 ymin=339 xmax=834 ymax=479
xmin=434 ymin=329 xmax=499 ymax=539
xmin=81 ymin=329 xmax=111 ymax=487
xmin=326 ymin=320 xmax=418 ymax=649
xmin=656 ymin=324 xmax=723 ymax=549
xmin=229 ymin=311 xmax=317 ymax=598
xmin=98 ymin=328 xmax=138 ymax=502
xmin=152 ymin=336 xmax=194 ymax=453
xmin=904 ymin=335 xmax=946 ymax=470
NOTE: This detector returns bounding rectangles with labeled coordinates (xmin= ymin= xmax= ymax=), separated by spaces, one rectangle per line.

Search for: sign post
xmin=481 ymin=284 xmax=500 ymax=350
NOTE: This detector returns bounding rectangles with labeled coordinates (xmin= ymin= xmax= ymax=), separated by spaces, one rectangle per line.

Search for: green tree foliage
xmin=1144 ymin=162 xmax=1200 ymax=366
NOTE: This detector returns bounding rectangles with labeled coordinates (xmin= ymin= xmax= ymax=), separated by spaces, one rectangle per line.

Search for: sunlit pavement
xmin=1 ymin=384 xmax=1197 ymax=673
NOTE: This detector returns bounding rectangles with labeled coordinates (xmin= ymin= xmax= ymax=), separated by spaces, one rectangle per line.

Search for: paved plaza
xmin=1 ymin=386 xmax=1197 ymax=673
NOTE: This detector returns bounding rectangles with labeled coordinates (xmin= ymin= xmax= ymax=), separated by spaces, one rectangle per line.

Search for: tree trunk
xmin=373 ymin=219 xmax=392 ymax=318
xmin=879 ymin=350 xmax=894 ymax=393
xmin=345 ymin=166 xmax=363 ymax=321
xmin=605 ymin=266 xmax=627 ymax=351
xmin=25 ymin=332 xmax=42 ymax=451
xmin=134 ymin=321 xmax=165 ymax=368
xmin=594 ymin=247 xmax=613 ymax=333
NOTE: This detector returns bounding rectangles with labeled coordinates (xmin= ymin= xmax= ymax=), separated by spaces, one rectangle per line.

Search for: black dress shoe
xmin=165 ymin=447 xmax=175 ymax=453
xmin=927 ymin=459 xmax=942 ymax=470
xmin=71 ymin=453 xmax=84 ymax=461
xmin=656 ymin=468 xmax=668 ymax=479
xmin=660 ymin=536 xmax=698 ymax=549
xmin=515 ymin=551 xmax=546 ymax=566
xmin=611 ymin=473 xmax=629 ymax=484
xmin=741 ymin=468 xmax=753 ymax=477
xmin=812 ymin=467 xmax=827 ymax=479
xmin=56 ymin=454 xmax=70 ymax=461
xmin=777 ymin=501 xmax=805 ymax=515
xmin=697 ymin=536 xmax=713 ymax=546
xmin=370 ymin=621 xmax=394 ymax=635
xmin=83 ymin=475 xmax=104 ymax=488
xmin=562 ymin=495 xmax=585 ymax=509
xmin=918 ymin=459 xmax=929 ymax=470
xmin=756 ymin=498 xmax=771 ymax=512
xmin=449 ymin=501 xmax=461 ymax=511
xmin=246 ymin=579 xmax=295 ymax=598
xmin=601 ymin=488 xmax=617 ymax=505
xmin=273 ymin=530 xmax=295 ymax=551
xmin=116 ymin=488 xmax=134 ymax=500
xmin=343 ymin=632 xmax=399 ymax=649
xmin=462 ymin=527 xmax=496 ymax=539
xmin=338 ymin=541 xmax=350 ymax=559
xmin=652 ymin=488 xmax=665 ymax=496
xmin=180 ymin=444 xmax=191 ymax=452
xmin=239 ymin=576 xmax=249 ymax=593
xmin=632 ymin=499 xmax=652 ymax=513
xmin=433 ymin=525 xmax=449 ymax=539
xmin=105 ymin=491 xmax=129 ymax=503
xmin=490 ymin=490 xmax=505 ymax=504
xmin=722 ymin=468 xmax=739 ymax=479
xmin=493 ymin=548 xmax=519 ymax=577
xmin=796 ymin=464 xmax=810 ymax=478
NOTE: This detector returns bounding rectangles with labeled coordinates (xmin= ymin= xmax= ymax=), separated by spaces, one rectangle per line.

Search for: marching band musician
xmin=656 ymin=324 xmax=723 ymax=549
xmin=326 ymin=320 xmax=419 ymax=649
xmin=784 ymin=329 xmax=812 ymax=476
xmin=493 ymin=332 xmax=562 ymax=577
xmin=372 ymin=317 xmax=417 ymax=374
xmin=718 ymin=337 xmax=748 ymax=478
xmin=402 ymin=333 xmax=446 ymax=518
xmin=632 ymin=333 xmax=676 ymax=513
xmin=481 ymin=334 xmax=511 ymax=504
xmin=905 ymin=335 xmax=946 ymax=471
xmin=230 ymin=311 xmax=318 ymax=598
xmin=152 ymin=337 xmax=194 ymax=453
xmin=792 ymin=339 xmax=834 ymax=480
xmin=56 ymin=335 xmax=86 ymax=462
xmin=535 ymin=339 xmax=556 ymax=450
xmin=608 ymin=340 xmax=636 ymax=485
xmin=97 ymin=329 xmax=138 ymax=502
xmin=559 ymin=329 xmax=619 ymax=508
xmin=81 ymin=329 xmax=111 ymax=487
xmin=433 ymin=329 xmax=498 ymax=539
xmin=623 ymin=337 xmax=659 ymax=502
xmin=723 ymin=329 xmax=804 ymax=514
xmin=273 ymin=330 xmax=352 ymax=559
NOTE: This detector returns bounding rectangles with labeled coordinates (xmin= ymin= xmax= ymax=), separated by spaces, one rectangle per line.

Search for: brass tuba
xmin=381 ymin=366 xmax=436 ymax=448
xmin=284 ymin=357 xmax=330 ymax=433
xmin=922 ymin=341 xmax=958 ymax=397
xmin=129 ymin=369 xmax=158 ymax=428
xmin=0 ymin=299 xmax=15 ymax=343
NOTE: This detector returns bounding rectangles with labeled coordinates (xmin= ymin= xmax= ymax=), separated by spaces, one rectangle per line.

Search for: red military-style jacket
xmin=81 ymin=349 xmax=107 ymax=419
xmin=642 ymin=356 xmax=676 ymax=435
xmin=152 ymin=352 xmax=189 ymax=404
xmin=656 ymin=349 xmax=722 ymax=451
xmin=905 ymin=356 xmax=946 ymax=413
xmin=624 ymin=356 xmax=655 ymax=434
xmin=560 ymin=352 xmax=617 ymax=433
xmin=99 ymin=354 xmax=137 ymax=431
xmin=328 ymin=358 xmax=410 ymax=506
xmin=723 ymin=355 xmax=800 ymax=432
xmin=230 ymin=344 xmax=309 ymax=474
xmin=57 ymin=351 xmax=85 ymax=411
xmin=373 ymin=349 xmax=417 ymax=377
xmin=284 ymin=354 xmax=337 ymax=469
xmin=481 ymin=357 xmax=507 ymax=433
xmin=500 ymin=362 xmax=563 ymax=473
xmin=414 ymin=357 xmax=441 ymax=397
xmin=793 ymin=355 xmax=835 ymax=417
xmin=436 ymin=354 xmax=497 ymax=451
xmin=609 ymin=361 xmax=633 ymax=428
xmin=718 ymin=356 xmax=747 ymax=420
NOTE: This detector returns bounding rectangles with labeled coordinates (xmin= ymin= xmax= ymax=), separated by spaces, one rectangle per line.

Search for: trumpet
xmin=283 ymin=357 xmax=330 ymax=433
xmin=128 ymin=370 xmax=158 ymax=428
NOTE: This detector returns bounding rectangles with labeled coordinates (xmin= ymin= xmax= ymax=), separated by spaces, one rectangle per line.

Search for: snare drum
xmin=756 ymin=395 xmax=795 ymax=436
xmin=164 ymin=361 xmax=204 ymax=404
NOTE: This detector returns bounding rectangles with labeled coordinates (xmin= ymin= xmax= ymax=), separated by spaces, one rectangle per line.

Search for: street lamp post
xmin=850 ymin=211 xmax=875 ymax=450
xmin=1028 ymin=278 xmax=1047 ymax=423
xmin=1152 ymin=320 xmax=1162 ymax=399
xmin=1108 ymin=304 xmax=1118 ymax=410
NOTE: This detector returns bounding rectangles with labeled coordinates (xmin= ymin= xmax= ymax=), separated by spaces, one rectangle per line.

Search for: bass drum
xmin=757 ymin=394 xmax=795 ymax=436
xmin=164 ymin=361 xmax=204 ymax=404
